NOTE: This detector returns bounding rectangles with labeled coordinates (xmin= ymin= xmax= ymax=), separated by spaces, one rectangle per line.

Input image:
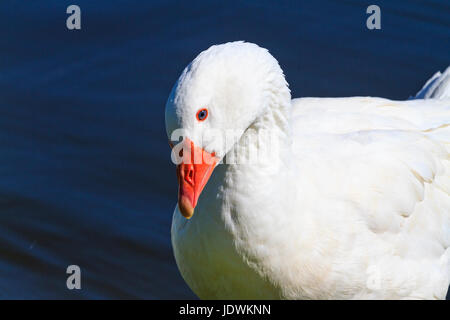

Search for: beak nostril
xmin=188 ymin=168 xmax=194 ymax=182
xmin=183 ymin=165 xmax=194 ymax=185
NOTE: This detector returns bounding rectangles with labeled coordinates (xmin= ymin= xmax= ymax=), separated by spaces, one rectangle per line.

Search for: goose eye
xmin=196 ymin=108 xmax=208 ymax=121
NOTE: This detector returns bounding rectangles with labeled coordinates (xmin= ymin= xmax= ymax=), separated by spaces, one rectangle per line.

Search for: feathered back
xmin=414 ymin=67 xmax=450 ymax=100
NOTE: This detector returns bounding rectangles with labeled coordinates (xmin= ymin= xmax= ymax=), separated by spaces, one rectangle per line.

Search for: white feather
xmin=167 ymin=42 xmax=450 ymax=299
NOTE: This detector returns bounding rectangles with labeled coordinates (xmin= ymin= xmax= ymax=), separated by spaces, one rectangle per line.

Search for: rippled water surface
xmin=0 ymin=0 xmax=449 ymax=298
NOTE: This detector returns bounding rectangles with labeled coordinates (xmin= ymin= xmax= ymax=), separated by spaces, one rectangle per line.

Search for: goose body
xmin=165 ymin=42 xmax=450 ymax=299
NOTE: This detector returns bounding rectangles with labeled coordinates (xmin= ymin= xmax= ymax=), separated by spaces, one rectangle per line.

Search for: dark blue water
xmin=0 ymin=0 xmax=448 ymax=299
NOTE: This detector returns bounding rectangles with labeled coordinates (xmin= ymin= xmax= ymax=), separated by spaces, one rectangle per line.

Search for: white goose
xmin=165 ymin=41 xmax=450 ymax=299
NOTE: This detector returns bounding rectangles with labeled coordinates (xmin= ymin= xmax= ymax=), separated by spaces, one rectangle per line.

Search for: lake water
xmin=0 ymin=0 xmax=449 ymax=299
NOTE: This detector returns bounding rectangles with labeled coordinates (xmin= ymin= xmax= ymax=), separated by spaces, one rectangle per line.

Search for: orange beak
xmin=173 ymin=138 xmax=218 ymax=219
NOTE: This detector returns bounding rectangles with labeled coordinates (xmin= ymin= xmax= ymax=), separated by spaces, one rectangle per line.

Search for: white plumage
xmin=166 ymin=42 xmax=450 ymax=299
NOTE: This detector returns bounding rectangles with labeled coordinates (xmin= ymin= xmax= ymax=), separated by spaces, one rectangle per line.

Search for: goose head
xmin=165 ymin=41 xmax=290 ymax=219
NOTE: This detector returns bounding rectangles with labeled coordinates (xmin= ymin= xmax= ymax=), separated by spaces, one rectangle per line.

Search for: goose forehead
xmin=179 ymin=44 xmax=274 ymax=94
xmin=177 ymin=62 xmax=263 ymax=111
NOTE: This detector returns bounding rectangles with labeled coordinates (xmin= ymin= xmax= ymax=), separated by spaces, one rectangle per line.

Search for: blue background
xmin=0 ymin=0 xmax=449 ymax=298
